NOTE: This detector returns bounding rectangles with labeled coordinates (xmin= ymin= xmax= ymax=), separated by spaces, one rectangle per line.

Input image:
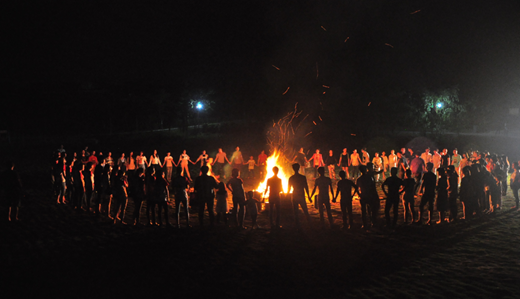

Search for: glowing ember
xmin=256 ymin=150 xmax=291 ymax=200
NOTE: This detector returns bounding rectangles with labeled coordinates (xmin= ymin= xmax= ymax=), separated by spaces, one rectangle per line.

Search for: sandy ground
xmin=2 ymin=175 xmax=520 ymax=299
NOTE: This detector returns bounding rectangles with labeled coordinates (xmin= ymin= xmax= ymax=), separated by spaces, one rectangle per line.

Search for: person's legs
xmin=166 ymin=166 xmax=172 ymax=182
xmin=360 ymin=200 xmax=368 ymax=228
xmin=237 ymin=201 xmax=245 ymax=227
xmin=392 ymin=200 xmax=399 ymax=227
xmin=207 ymin=199 xmax=215 ymax=225
xmin=449 ymin=197 xmax=458 ymax=221
xmin=428 ymin=198 xmax=435 ymax=223
xmin=346 ymin=200 xmax=353 ymax=226
xmin=371 ymin=200 xmax=380 ymax=227
xmin=318 ymin=200 xmax=325 ymax=224
xmin=513 ymin=188 xmax=520 ymax=208
xmin=328 ymin=165 xmax=335 ymax=179
xmin=119 ymin=197 xmax=127 ymax=222
xmin=293 ymin=199 xmax=301 ymax=227
xmin=231 ymin=198 xmax=238 ymax=226
xmin=402 ymin=199 xmax=410 ymax=222
xmin=133 ymin=198 xmax=143 ymax=224
xmin=149 ymin=201 xmax=156 ymax=225
xmin=85 ymin=188 xmax=93 ymax=211
xmin=324 ymin=201 xmax=333 ymax=227
xmin=198 ymin=200 xmax=206 ymax=226
xmin=340 ymin=200 xmax=347 ymax=225
xmin=269 ymin=198 xmax=280 ymax=228
xmin=410 ymin=198 xmax=416 ymax=222
xmin=277 ymin=201 xmax=281 ymax=227
xmin=385 ymin=200 xmax=392 ymax=227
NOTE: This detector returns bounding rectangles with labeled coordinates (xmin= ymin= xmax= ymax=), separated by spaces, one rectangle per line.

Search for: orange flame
xmin=256 ymin=150 xmax=291 ymax=200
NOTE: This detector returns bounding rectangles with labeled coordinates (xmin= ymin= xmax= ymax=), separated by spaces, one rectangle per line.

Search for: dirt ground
xmin=2 ymin=172 xmax=520 ymax=299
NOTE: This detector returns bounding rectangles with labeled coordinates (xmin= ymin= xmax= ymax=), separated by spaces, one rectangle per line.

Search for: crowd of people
xmin=47 ymin=144 xmax=519 ymax=231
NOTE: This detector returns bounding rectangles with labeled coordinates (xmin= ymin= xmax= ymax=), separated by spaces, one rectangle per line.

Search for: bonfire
xmin=255 ymin=150 xmax=292 ymax=202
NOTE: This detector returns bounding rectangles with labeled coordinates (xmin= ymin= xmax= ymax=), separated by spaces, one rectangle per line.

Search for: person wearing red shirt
xmin=258 ymin=150 xmax=268 ymax=180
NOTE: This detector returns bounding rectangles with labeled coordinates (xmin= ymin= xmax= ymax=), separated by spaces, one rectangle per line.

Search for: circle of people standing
xmin=43 ymin=145 xmax=517 ymax=231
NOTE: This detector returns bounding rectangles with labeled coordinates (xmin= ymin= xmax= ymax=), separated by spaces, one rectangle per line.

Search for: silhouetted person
xmin=357 ymin=165 xmax=378 ymax=230
xmin=145 ymin=167 xmax=157 ymax=225
xmin=71 ymin=162 xmax=85 ymax=212
xmin=311 ymin=167 xmax=334 ymax=228
xmin=447 ymin=166 xmax=459 ymax=222
xmin=154 ymin=169 xmax=170 ymax=226
xmin=265 ymin=166 xmax=284 ymax=229
xmin=365 ymin=162 xmax=382 ymax=227
xmin=226 ymin=168 xmax=246 ymax=228
xmin=382 ymin=167 xmax=404 ymax=228
xmin=402 ymin=169 xmax=416 ymax=223
xmin=83 ymin=162 xmax=94 ymax=212
xmin=215 ymin=175 xmax=229 ymax=225
xmin=172 ymin=166 xmax=190 ymax=228
xmin=419 ymin=162 xmax=436 ymax=225
xmin=436 ymin=168 xmax=448 ymax=224
xmin=333 ymin=170 xmax=357 ymax=229
xmin=112 ymin=170 xmax=128 ymax=224
xmin=288 ymin=163 xmax=312 ymax=228
xmin=246 ymin=191 xmax=260 ymax=229
xmin=195 ymin=165 xmax=218 ymax=227
xmin=131 ymin=168 xmax=146 ymax=225
xmin=1 ymin=161 xmax=23 ymax=221
xmin=459 ymin=166 xmax=475 ymax=218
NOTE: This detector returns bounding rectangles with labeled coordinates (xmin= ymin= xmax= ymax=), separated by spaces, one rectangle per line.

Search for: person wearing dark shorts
xmin=419 ymin=163 xmax=437 ymax=225
xmin=382 ymin=167 xmax=404 ymax=228
xmin=288 ymin=163 xmax=312 ymax=228
xmin=338 ymin=148 xmax=350 ymax=179
xmin=333 ymin=170 xmax=357 ymax=229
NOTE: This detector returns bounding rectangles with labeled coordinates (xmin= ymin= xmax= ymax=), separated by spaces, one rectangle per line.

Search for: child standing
xmin=246 ymin=191 xmax=260 ymax=229
xmin=245 ymin=156 xmax=256 ymax=179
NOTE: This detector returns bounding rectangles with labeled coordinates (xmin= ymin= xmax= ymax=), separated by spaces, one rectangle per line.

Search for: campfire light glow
xmin=255 ymin=150 xmax=292 ymax=200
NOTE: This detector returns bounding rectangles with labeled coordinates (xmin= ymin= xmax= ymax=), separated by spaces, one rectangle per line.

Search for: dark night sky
xmin=3 ymin=0 xmax=520 ymax=134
